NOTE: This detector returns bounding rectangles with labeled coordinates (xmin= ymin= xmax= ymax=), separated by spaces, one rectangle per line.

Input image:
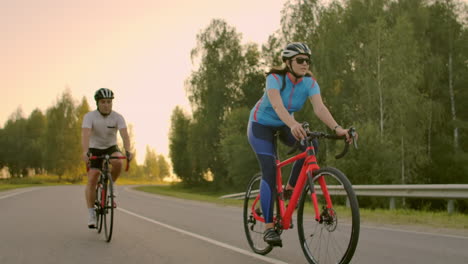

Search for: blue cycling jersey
xmin=249 ymin=72 xmax=320 ymax=127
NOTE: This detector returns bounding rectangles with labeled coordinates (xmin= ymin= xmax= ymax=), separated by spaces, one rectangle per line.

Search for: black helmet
xmin=94 ymin=88 xmax=114 ymax=101
xmin=281 ymin=42 xmax=312 ymax=62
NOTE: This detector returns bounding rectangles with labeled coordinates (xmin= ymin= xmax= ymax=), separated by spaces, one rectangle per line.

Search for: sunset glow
xmin=0 ymin=0 xmax=284 ymax=163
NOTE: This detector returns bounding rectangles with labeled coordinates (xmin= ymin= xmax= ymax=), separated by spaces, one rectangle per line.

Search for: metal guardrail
xmin=220 ymin=184 xmax=468 ymax=214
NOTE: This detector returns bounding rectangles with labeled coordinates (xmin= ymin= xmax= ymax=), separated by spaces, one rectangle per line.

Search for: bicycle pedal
xmin=270 ymin=241 xmax=283 ymax=248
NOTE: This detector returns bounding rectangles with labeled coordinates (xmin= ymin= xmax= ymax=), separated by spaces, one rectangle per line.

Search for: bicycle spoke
xmin=298 ymin=167 xmax=360 ymax=264
xmin=243 ymin=174 xmax=273 ymax=255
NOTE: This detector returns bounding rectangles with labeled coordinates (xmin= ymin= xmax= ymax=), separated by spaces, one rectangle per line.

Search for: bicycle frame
xmin=89 ymin=154 xmax=129 ymax=209
xmin=251 ymin=144 xmax=334 ymax=230
xmin=98 ymin=160 xmax=112 ymax=208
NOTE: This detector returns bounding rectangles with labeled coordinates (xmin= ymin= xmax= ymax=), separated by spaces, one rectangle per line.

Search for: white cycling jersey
xmin=82 ymin=110 xmax=127 ymax=149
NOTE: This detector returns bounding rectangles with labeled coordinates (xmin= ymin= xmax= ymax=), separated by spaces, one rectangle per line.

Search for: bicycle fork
xmin=305 ymin=156 xmax=334 ymax=222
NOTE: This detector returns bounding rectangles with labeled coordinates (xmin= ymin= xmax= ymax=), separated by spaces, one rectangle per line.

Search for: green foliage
xmin=144 ymin=146 xmax=160 ymax=181
xmin=168 ymin=0 xmax=468 ymax=213
xmin=186 ymin=19 xmax=246 ymax=185
xmin=43 ymin=90 xmax=82 ymax=179
xmin=262 ymin=33 xmax=283 ymax=67
xmin=169 ymin=106 xmax=199 ymax=184
xmin=0 ymin=92 xmax=89 ymax=179
xmin=0 ymin=109 xmax=28 ymax=176
xmin=141 ymin=146 xmax=171 ymax=182
xmin=220 ymin=107 xmax=258 ymax=190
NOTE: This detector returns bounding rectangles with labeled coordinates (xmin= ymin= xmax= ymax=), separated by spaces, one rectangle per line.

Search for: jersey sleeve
xmin=308 ymin=79 xmax=321 ymax=96
xmin=266 ymin=74 xmax=282 ymax=91
xmin=82 ymin=113 xmax=92 ymax=128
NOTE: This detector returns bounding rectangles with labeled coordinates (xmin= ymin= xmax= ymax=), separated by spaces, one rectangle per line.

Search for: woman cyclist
xmin=247 ymin=42 xmax=356 ymax=246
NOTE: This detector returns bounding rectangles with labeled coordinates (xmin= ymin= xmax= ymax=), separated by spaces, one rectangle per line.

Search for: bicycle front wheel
xmin=95 ymin=182 xmax=104 ymax=233
xmin=297 ymin=167 xmax=360 ymax=264
xmin=243 ymin=173 xmax=273 ymax=255
xmin=103 ymin=176 xmax=114 ymax=242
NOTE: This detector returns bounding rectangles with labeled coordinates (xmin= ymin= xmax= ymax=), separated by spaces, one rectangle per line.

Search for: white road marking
xmin=361 ymin=224 xmax=468 ymax=240
xmin=118 ymin=207 xmax=288 ymax=264
xmin=0 ymin=188 xmax=36 ymax=200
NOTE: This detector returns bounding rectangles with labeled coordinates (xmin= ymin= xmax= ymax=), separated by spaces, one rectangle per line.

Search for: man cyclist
xmin=81 ymin=88 xmax=133 ymax=229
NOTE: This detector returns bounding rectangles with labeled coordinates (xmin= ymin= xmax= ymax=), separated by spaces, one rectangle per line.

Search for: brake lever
xmin=335 ymin=127 xmax=358 ymax=159
xmin=348 ymin=127 xmax=358 ymax=149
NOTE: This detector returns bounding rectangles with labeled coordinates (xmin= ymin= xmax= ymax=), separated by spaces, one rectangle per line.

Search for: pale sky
xmin=1 ymin=0 xmax=284 ymax=164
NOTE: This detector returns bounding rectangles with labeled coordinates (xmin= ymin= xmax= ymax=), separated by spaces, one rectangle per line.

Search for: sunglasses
xmin=293 ymin=58 xmax=311 ymax=65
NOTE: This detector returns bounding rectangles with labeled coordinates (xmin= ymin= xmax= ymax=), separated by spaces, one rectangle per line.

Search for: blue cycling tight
xmin=247 ymin=121 xmax=318 ymax=223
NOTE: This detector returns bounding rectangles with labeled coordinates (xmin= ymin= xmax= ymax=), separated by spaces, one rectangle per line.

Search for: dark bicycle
xmin=89 ymin=154 xmax=128 ymax=242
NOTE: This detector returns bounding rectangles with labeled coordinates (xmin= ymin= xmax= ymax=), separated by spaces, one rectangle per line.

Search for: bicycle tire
xmin=297 ymin=167 xmax=360 ymax=264
xmin=103 ymin=175 xmax=114 ymax=242
xmin=95 ymin=180 xmax=104 ymax=233
xmin=243 ymin=173 xmax=273 ymax=255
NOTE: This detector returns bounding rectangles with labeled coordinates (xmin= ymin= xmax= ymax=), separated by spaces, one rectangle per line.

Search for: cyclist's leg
xmin=279 ymin=127 xmax=317 ymax=191
xmin=86 ymin=148 xmax=103 ymax=208
xmin=108 ymin=145 xmax=123 ymax=182
xmin=85 ymin=169 xmax=101 ymax=208
xmin=257 ymin=154 xmax=276 ymax=227
xmin=85 ymin=148 xmax=102 ymax=228
xmin=247 ymin=122 xmax=281 ymax=245
xmin=248 ymin=122 xmax=276 ymax=224
xmin=85 ymin=156 xmax=101 ymax=228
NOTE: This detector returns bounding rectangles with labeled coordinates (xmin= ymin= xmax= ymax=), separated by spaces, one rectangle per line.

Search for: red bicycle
xmin=89 ymin=154 xmax=128 ymax=242
xmin=243 ymin=122 xmax=359 ymax=264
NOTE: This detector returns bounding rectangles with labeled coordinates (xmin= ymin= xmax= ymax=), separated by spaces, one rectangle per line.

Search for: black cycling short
xmin=88 ymin=145 xmax=121 ymax=169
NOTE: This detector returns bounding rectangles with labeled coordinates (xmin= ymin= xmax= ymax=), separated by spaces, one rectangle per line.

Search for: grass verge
xmin=0 ymin=175 xmax=163 ymax=192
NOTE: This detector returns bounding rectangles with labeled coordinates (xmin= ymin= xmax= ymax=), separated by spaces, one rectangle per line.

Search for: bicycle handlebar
xmin=286 ymin=122 xmax=358 ymax=159
xmin=88 ymin=155 xmax=130 ymax=172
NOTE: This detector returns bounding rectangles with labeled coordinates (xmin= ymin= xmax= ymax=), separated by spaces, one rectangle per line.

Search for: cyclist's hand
xmin=125 ymin=150 xmax=133 ymax=161
xmin=291 ymin=122 xmax=307 ymax=141
xmin=335 ymin=127 xmax=354 ymax=144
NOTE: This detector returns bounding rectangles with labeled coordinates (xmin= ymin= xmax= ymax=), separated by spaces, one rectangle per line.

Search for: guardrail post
xmin=447 ymin=200 xmax=455 ymax=214
xmin=389 ymin=197 xmax=396 ymax=210
xmin=346 ymin=198 xmax=350 ymax=208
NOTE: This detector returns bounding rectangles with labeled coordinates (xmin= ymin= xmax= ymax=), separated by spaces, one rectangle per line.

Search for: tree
xmin=220 ymin=107 xmax=258 ymax=190
xmin=261 ymin=33 xmax=284 ymax=68
xmin=24 ymin=109 xmax=46 ymax=173
xmin=1 ymin=108 xmax=28 ymax=176
xmin=422 ymin=0 xmax=468 ymax=183
xmin=144 ymin=146 xmax=160 ymax=181
xmin=169 ymin=106 xmax=196 ymax=183
xmin=43 ymin=89 xmax=81 ymax=180
xmin=281 ymin=0 xmax=321 ymax=43
xmin=186 ymin=19 xmax=244 ymax=185
xmin=234 ymin=43 xmax=265 ymax=108
xmin=157 ymin=154 xmax=170 ymax=180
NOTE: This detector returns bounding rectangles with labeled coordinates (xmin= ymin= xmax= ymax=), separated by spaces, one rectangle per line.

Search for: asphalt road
xmin=1 ymin=186 xmax=467 ymax=264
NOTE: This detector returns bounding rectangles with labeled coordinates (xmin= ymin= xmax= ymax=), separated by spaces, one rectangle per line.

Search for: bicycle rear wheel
xmin=297 ymin=167 xmax=360 ymax=264
xmin=243 ymin=173 xmax=273 ymax=255
xmin=103 ymin=175 xmax=114 ymax=242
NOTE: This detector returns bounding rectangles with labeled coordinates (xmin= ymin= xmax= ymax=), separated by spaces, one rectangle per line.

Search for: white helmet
xmin=281 ymin=42 xmax=312 ymax=62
